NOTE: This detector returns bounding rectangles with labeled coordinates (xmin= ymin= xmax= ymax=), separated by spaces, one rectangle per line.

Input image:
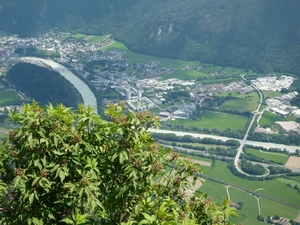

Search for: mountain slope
xmin=0 ymin=0 xmax=299 ymax=74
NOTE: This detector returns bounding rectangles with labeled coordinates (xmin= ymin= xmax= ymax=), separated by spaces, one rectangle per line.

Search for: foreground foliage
xmin=0 ymin=102 xmax=236 ymax=224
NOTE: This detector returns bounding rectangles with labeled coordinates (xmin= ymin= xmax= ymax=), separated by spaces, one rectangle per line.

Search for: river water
xmin=21 ymin=57 xmax=98 ymax=113
xmin=151 ymin=129 xmax=300 ymax=153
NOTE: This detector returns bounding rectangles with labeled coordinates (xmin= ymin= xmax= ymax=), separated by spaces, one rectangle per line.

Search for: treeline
xmin=160 ymin=123 xmax=245 ymax=139
xmin=6 ymin=62 xmax=83 ymax=107
xmin=152 ymin=132 xmax=240 ymax=146
xmin=160 ymin=121 xmax=300 ymax=146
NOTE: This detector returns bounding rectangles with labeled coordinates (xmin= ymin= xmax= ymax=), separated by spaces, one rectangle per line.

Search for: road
xmin=233 ymin=79 xmax=263 ymax=176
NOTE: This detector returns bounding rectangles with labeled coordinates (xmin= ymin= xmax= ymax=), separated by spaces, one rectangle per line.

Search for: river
xmin=21 ymin=57 xmax=98 ymax=113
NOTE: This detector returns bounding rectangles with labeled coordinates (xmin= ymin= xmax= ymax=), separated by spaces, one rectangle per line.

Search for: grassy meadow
xmin=227 ymin=188 xmax=264 ymax=225
xmin=215 ymin=91 xmax=260 ymax=102
xmin=262 ymin=90 xmax=282 ymax=99
xmin=0 ymin=88 xmax=21 ymax=105
xmin=259 ymin=110 xmax=297 ymax=126
xmin=221 ymin=98 xmax=258 ymax=112
xmin=246 ymin=148 xmax=289 ymax=165
xmin=166 ymin=110 xmax=248 ymax=130
xmin=201 ymin=160 xmax=300 ymax=207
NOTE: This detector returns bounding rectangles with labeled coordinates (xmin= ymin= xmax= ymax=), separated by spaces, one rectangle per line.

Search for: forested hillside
xmin=6 ymin=62 xmax=83 ymax=106
xmin=0 ymin=0 xmax=299 ymax=75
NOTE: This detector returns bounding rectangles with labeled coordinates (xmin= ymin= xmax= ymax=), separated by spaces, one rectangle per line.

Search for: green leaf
xmin=50 ymin=164 xmax=60 ymax=173
xmin=34 ymin=160 xmax=43 ymax=170
xmin=59 ymin=170 xmax=66 ymax=183
xmin=29 ymin=193 xmax=34 ymax=205
xmin=60 ymin=218 xmax=74 ymax=224
xmin=31 ymin=177 xmax=40 ymax=187
xmin=28 ymin=134 xmax=33 ymax=148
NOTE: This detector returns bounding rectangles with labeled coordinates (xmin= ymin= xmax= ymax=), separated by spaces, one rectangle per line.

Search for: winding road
xmin=233 ymin=77 xmax=267 ymax=176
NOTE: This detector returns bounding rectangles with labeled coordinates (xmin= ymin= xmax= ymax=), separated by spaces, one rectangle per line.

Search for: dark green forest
xmin=6 ymin=62 xmax=83 ymax=107
xmin=0 ymin=0 xmax=299 ymax=75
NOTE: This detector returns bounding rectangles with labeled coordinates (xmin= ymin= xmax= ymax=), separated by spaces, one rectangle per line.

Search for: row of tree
xmin=152 ymin=132 xmax=240 ymax=146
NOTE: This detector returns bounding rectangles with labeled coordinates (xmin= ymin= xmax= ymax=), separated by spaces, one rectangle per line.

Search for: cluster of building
xmin=1 ymin=30 xmax=300 ymax=122
xmin=266 ymin=91 xmax=300 ymax=117
xmin=251 ymin=76 xmax=294 ymax=91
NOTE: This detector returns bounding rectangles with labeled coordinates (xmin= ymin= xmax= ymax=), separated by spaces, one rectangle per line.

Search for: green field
xmin=166 ymin=111 xmax=248 ymax=130
xmin=88 ymin=35 xmax=106 ymax=43
xmin=201 ymin=66 xmax=223 ymax=73
xmin=227 ymin=188 xmax=264 ymax=225
xmin=259 ymin=197 xmax=299 ymax=220
xmin=259 ymin=110 xmax=297 ymax=126
xmin=225 ymin=67 xmax=257 ymax=76
xmin=215 ymin=91 xmax=260 ymax=102
xmin=246 ymin=148 xmax=289 ymax=165
xmin=221 ymin=98 xmax=258 ymax=112
xmin=262 ymin=90 xmax=282 ymax=99
xmin=199 ymin=180 xmax=226 ymax=204
xmin=184 ymin=155 xmax=213 ymax=164
xmin=277 ymin=178 xmax=300 ymax=187
xmin=161 ymin=69 xmax=208 ymax=80
xmin=74 ymin=33 xmax=89 ymax=39
xmin=290 ymin=176 xmax=300 ymax=183
xmin=0 ymin=88 xmax=22 ymax=104
xmin=202 ymin=160 xmax=300 ymax=207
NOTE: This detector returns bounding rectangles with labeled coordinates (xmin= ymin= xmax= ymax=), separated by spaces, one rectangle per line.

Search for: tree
xmin=0 ymin=102 xmax=236 ymax=224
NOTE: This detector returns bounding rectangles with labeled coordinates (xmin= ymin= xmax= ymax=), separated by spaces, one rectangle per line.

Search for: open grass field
xmin=227 ymin=187 xmax=264 ymax=225
xmin=0 ymin=88 xmax=21 ymax=104
xmin=74 ymin=33 xmax=88 ymax=39
xmin=187 ymin=155 xmax=213 ymax=164
xmin=166 ymin=111 xmax=248 ymax=130
xmin=87 ymin=35 xmax=106 ymax=43
xmin=199 ymin=180 xmax=226 ymax=204
xmin=161 ymin=69 xmax=208 ymax=80
xmin=277 ymin=178 xmax=300 ymax=187
xmin=215 ymin=91 xmax=260 ymax=102
xmin=245 ymin=148 xmax=289 ymax=165
xmin=262 ymin=90 xmax=282 ymax=99
xmin=201 ymin=66 xmax=223 ymax=73
xmin=290 ymin=176 xmax=300 ymax=183
xmin=202 ymin=160 xmax=300 ymax=207
xmin=259 ymin=197 xmax=299 ymax=219
xmin=221 ymin=98 xmax=258 ymax=112
xmin=225 ymin=67 xmax=258 ymax=76
xmin=259 ymin=110 xmax=297 ymax=126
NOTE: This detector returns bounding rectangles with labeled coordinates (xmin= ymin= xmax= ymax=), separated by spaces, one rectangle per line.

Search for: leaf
xmin=60 ymin=218 xmax=74 ymax=224
xmin=29 ymin=193 xmax=34 ymax=205
xmin=31 ymin=177 xmax=40 ymax=187
xmin=28 ymin=134 xmax=33 ymax=148
xmin=34 ymin=160 xmax=42 ymax=170
xmin=138 ymin=220 xmax=149 ymax=225
xmin=50 ymin=164 xmax=60 ymax=173
xmin=59 ymin=170 xmax=66 ymax=183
